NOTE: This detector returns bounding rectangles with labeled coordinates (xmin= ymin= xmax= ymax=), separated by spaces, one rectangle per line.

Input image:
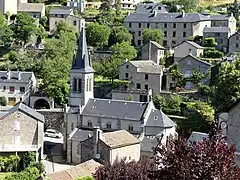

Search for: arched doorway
xmin=34 ymin=99 xmax=50 ymax=109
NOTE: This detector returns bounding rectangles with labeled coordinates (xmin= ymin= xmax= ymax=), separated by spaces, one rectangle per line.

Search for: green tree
xmin=178 ymin=0 xmax=199 ymax=12
xmin=190 ymin=68 xmax=209 ymax=86
xmin=212 ymin=60 xmax=240 ymax=112
xmin=12 ymin=13 xmax=38 ymax=47
xmin=142 ymin=28 xmax=164 ymax=45
xmin=169 ymin=64 xmax=186 ymax=87
xmin=111 ymin=42 xmax=137 ymax=61
xmin=204 ymin=37 xmax=218 ymax=47
xmin=108 ymin=26 xmax=132 ymax=46
xmin=0 ymin=14 xmax=13 ymax=46
xmin=86 ymin=23 xmax=110 ymax=49
xmin=0 ymin=96 xmax=7 ymax=106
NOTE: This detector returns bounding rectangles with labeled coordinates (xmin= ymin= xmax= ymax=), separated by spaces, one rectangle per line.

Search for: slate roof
xmin=0 ymin=103 xmax=44 ymax=123
xmin=145 ymin=109 xmax=176 ymax=128
xmin=136 ymin=3 xmax=168 ymax=13
xmin=229 ymin=31 xmax=240 ymax=38
xmin=0 ymin=71 xmax=34 ymax=83
xmin=149 ymin=40 xmax=165 ymax=49
xmin=18 ymin=3 xmax=44 ymax=12
xmin=210 ymin=14 xmax=231 ymax=21
xmin=187 ymin=131 xmax=209 ymax=144
xmin=81 ymin=98 xmax=148 ymax=120
xmin=69 ymin=128 xmax=93 ymax=141
xmin=102 ymin=130 xmax=140 ymax=148
xmin=49 ymin=8 xmax=73 ymax=15
xmin=174 ymin=41 xmax=204 ymax=49
xmin=71 ymin=27 xmax=94 ymax=73
xmin=203 ymin=27 xmax=230 ymax=33
xmin=178 ymin=54 xmax=212 ymax=66
xmin=141 ymin=135 xmax=159 ymax=152
xmin=124 ymin=12 xmax=211 ymax=23
xmin=130 ymin=60 xmax=162 ymax=74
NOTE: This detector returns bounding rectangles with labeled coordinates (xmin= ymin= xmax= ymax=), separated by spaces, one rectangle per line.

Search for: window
xmin=136 ymin=83 xmax=141 ymax=89
xmin=236 ymin=43 xmax=239 ymax=48
xmin=236 ymin=36 xmax=239 ymax=40
xmin=106 ymin=122 xmax=111 ymax=129
xmin=126 ymin=65 xmax=129 ymax=68
xmin=173 ymin=31 xmax=176 ymax=37
xmin=173 ymin=23 xmax=176 ymax=28
xmin=138 ymin=23 xmax=141 ymax=28
xmin=73 ymin=78 xmax=77 ymax=92
xmin=172 ymin=41 xmax=176 ymax=45
xmin=164 ymin=31 xmax=167 ymax=37
xmin=138 ymin=40 xmax=141 ymax=45
xmin=88 ymin=121 xmax=92 ymax=127
xmin=73 ymin=20 xmax=77 ymax=26
xmin=163 ymin=40 xmax=167 ymax=46
xmin=164 ymin=23 xmax=167 ymax=28
xmin=189 ymin=48 xmax=192 ymax=54
xmin=129 ymin=23 xmax=132 ymax=28
xmin=20 ymin=87 xmax=25 ymax=93
xmin=138 ymin=31 xmax=141 ymax=36
xmin=33 ymin=15 xmax=37 ymax=18
xmin=3 ymin=86 xmax=6 ymax=91
xmin=145 ymin=74 xmax=148 ymax=80
xmin=71 ymin=123 xmax=74 ymax=130
xmin=55 ymin=21 xmax=58 ymax=25
xmin=183 ymin=23 xmax=186 ymax=28
xmin=78 ymin=79 xmax=82 ymax=92
xmin=215 ymin=33 xmax=220 ymax=37
xmin=145 ymin=84 xmax=148 ymax=90
xmin=140 ymin=95 xmax=147 ymax=102
xmin=61 ymin=14 xmax=64 ymax=18
xmin=158 ymin=6 xmax=161 ymax=10
xmin=88 ymin=77 xmax=92 ymax=91
xmin=155 ymin=23 xmax=158 ymax=28
xmin=183 ymin=32 xmax=186 ymax=37
xmin=125 ymin=73 xmax=129 ymax=78
xmin=147 ymin=23 xmax=150 ymax=28
xmin=9 ymin=86 xmax=15 ymax=92
xmin=55 ymin=14 xmax=57 ymax=17
xmin=128 ymin=124 xmax=133 ymax=131
xmin=128 ymin=4 xmax=130 ymax=7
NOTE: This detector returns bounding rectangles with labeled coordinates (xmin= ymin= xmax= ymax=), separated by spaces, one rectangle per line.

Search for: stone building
xmin=173 ymin=41 xmax=204 ymax=62
xmin=141 ymin=40 xmax=165 ymax=64
xmin=228 ymin=32 xmax=240 ymax=55
xmin=64 ymin=19 xmax=177 ymax=163
xmin=18 ymin=3 xmax=45 ymax=19
xmin=0 ymin=103 xmax=44 ymax=161
xmin=119 ymin=60 xmax=163 ymax=96
xmin=0 ymin=71 xmax=37 ymax=106
xmin=136 ymin=3 xmax=168 ymax=13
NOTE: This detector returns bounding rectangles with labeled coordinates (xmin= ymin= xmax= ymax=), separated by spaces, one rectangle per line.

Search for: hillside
xmin=200 ymin=0 xmax=236 ymax=7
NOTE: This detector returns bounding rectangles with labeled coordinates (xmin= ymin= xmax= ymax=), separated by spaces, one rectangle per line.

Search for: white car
xmin=44 ymin=129 xmax=62 ymax=138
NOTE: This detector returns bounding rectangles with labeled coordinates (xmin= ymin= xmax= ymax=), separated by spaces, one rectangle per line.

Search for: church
xmin=63 ymin=19 xmax=177 ymax=164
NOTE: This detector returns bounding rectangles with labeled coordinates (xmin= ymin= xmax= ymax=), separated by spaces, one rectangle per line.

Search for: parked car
xmin=44 ymin=129 xmax=62 ymax=138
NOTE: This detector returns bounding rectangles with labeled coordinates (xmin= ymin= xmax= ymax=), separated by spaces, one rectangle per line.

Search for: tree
xmin=204 ymin=37 xmax=218 ymax=47
xmin=190 ymin=68 xmax=209 ymax=86
xmin=169 ymin=64 xmax=186 ymax=87
xmin=0 ymin=14 xmax=13 ymax=46
xmin=212 ymin=60 xmax=240 ymax=113
xmin=111 ymin=42 xmax=137 ymax=61
xmin=86 ymin=22 xmax=110 ymax=49
xmin=108 ymin=26 xmax=132 ymax=46
xmin=12 ymin=13 xmax=38 ymax=47
xmin=178 ymin=0 xmax=199 ymax=12
xmin=0 ymin=96 xmax=7 ymax=106
xmin=142 ymin=28 xmax=163 ymax=45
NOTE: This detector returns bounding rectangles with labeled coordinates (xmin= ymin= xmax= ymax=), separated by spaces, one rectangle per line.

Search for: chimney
xmin=125 ymin=58 xmax=128 ymax=62
xmin=181 ymin=10 xmax=185 ymax=17
xmin=153 ymin=10 xmax=157 ymax=17
xmin=148 ymin=40 xmax=152 ymax=60
xmin=18 ymin=70 xmax=21 ymax=80
xmin=7 ymin=69 xmax=11 ymax=80
xmin=93 ymin=126 xmax=102 ymax=160
xmin=231 ymin=12 xmax=234 ymax=17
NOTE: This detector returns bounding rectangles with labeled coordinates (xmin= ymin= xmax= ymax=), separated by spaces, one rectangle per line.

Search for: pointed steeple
xmin=72 ymin=19 xmax=94 ymax=73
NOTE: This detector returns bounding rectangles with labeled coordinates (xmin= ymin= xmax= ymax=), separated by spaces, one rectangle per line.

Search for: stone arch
xmin=34 ymin=99 xmax=50 ymax=109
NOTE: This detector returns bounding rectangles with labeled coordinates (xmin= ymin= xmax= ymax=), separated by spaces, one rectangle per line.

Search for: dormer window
xmin=88 ymin=121 xmax=92 ymax=127
xmin=128 ymin=124 xmax=133 ymax=131
xmin=106 ymin=122 xmax=112 ymax=129
xmin=154 ymin=116 xmax=158 ymax=120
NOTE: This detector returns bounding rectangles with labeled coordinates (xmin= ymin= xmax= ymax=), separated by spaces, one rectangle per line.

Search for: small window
xmin=137 ymin=40 xmax=141 ymax=45
xmin=71 ymin=123 xmax=74 ymax=130
xmin=236 ymin=36 xmax=239 ymax=40
xmin=138 ymin=31 xmax=141 ymax=36
xmin=125 ymin=73 xmax=129 ymax=78
xmin=129 ymin=156 xmax=131 ymax=160
xmin=78 ymin=79 xmax=82 ymax=92
xmin=164 ymin=23 xmax=167 ymax=28
xmin=236 ymin=43 xmax=239 ymax=48
xmin=61 ymin=14 xmax=64 ymax=18
xmin=126 ymin=65 xmax=129 ymax=68
xmin=147 ymin=23 xmax=150 ymax=28
xmin=128 ymin=125 xmax=133 ymax=131
xmin=154 ymin=116 xmax=158 ymax=120
xmin=9 ymin=86 xmax=15 ymax=92
xmin=73 ymin=20 xmax=77 ymax=26
xmin=3 ymin=86 xmax=6 ymax=91
xmin=173 ymin=23 xmax=176 ymax=28
xmin=163 ymin=40 xmax=167 ymax=46
xmin=88 ymin=121 xmax=92 ymax=127
xmin=128 ymin=4 xmax=130 ymax=7
xmin=129 ymin=23 xmax=132 ymax=28
xmin=145 ymin=84 xmax=148 ymax=90
xmin=20 ymin=87 xmax=25 ymax=93
xmin=158 ymin=6 xmax=161 ymax=10
xmin=183 ymin=32 xmax=186 ymax=37
xmin=138 ymin=23 xmax=141 ymax=28
xmin=183 ymin=23 xmax=186 ymax=28
xmin=215 ymin=33 xmax=220 ymax=37
xmin=136 ymin=83 xmax=141 ymax=89
xmin=173 ymin=31 xmax=176 ymax=37
xmin=172 ymin=41 xmax=176 ymax=45
xmin=55 ymin=14 xmax=57 ymax=17
xmin=145 ymin=74 xmax=148 ymax=80
xmin=106 ymin=123 xmax=111 ymax=129
xmin=73 ymin=78 xmax=77 ymax=92
xmin=164 ymin=31 xmax=167 ymax=37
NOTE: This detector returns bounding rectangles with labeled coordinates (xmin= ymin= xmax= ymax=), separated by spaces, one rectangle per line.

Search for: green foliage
xmin=178 ymin=0 xmax=199 ymax=11
xmin=22 ymin=152 xmax=36 ymax=168
xmin=0 ymin=14 xmax=13 ymax=46
xmin=108 ymin=26 xmax=132 ymax=46
xmin=0 ymin=155 xmax=20 ymax=172
xmin=5 ymin=167 xmax=40 ymax=180
xmin=190 ymin=68 xmax=209 ymax=85
xmin=75 ymin=176 xmax=94 ymax=180
xmin=12 ymin=13 xmax=38 ymax=47
xmin=0 ymin=96 xmax=7 ymax=106
xmin=198 ymin=84 xmax=213 ymax=97
xmin=142 ymin=28 xmax=163 ymax=45
xmin=169 ymin=64 xmax=186 ymax=87
xmin=86 ymin=23 xmax=110 ymax=48
xmin=180 ymin=101 xmax=215 ymax=136
xmin=212 ymin=60 xmax=240 ymax=112
xmin=111 ymin=42 xmax=137 ymax=61
xmin=204 ymin=37 xmax=218 ymax=47
xmin=203 ymin=47 xmax=224 ymax=58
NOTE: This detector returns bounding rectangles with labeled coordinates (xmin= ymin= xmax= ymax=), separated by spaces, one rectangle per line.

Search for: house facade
xmin=17 ymin=3 xmax=45 ymax=19
xmin=141 ymin=40 xmax=165 ymax=64
xmin=228 ymin=32 xmax=240 ymax=55
xmin=177 ymin=54 xmax=212 ymax=89
xmin=203 ymin=27 xmax=231 ymax=53
xmin=0 ymin=103 xmax=44 ymax=161
xmin=0 ymin=71 xmax=37 ymax=106
xmin=119 ymin=60 xmax=163 ymax=96
xmin=64 ymin=19 xmax=177 ymax=163
xmin=174 ymin=41 xmax=204 ymax=62
xmin=124 ymin=11 xmax=211 ymax=47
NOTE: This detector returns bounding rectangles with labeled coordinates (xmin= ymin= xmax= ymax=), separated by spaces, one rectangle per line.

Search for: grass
xmin=0 ymin=172 xmax=13 ymax=180
xmin=199 ymin=0 xmax=237 ymax=8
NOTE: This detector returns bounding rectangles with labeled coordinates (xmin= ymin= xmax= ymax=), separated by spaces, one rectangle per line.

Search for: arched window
xmin=128 ymin=124 xmax=133 ymax=131
xmin=106 ymin=122 xmax=111 ymax=129
xmin=87 ymin=121 xmax=92 ymax=127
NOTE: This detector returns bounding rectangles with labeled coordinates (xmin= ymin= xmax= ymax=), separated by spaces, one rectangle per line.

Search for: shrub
xmin=0 ymin=96 xmax=7 ymax=106
xmin=76 ymin=176 xmax=94 ymax=180
xmin=203 ymin=48 xmax=224 ymax=58
xmin=0 ymin=155 xmax=20 ymax=172
xmin=5 ymin=167 xmax=40 ymax=180
xmin=198 ymin=85 xmax=212 ymax=96
xmin=204 ymin=37 xmax=218 ymax=47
